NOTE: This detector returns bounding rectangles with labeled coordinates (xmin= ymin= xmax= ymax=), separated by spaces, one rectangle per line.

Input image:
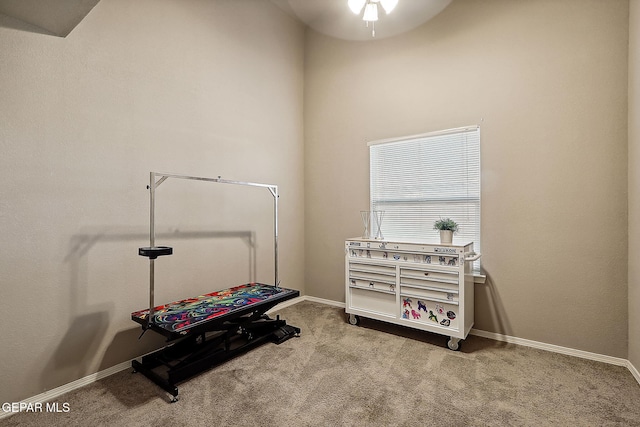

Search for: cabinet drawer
xmin=400 ymin=268 xmax=458 ymax=285
xmin=400 ymin=277 xmax=458 ymax=293
xmin=400 ymin=296 xmax=459 ymax=330
xmin=348 ymin=248 xmax=391 ymax=262
xmin=350 ymin=288 xmax=396 ymax=316
xmin=349 ymin=278 xmax=395 ymax=293
xmin=349 ymin=270 xmax=395 ymax=284
xmin=400 ymin=284 xmax=458 ymax=302
xmin=349 ymin=262 xmax=395 ymax=277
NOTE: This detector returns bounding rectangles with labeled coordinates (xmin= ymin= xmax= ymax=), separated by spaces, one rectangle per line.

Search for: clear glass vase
xmin=360 ymin=211 xmax=371 ymax=239
xmin=372 ymin=210 xmax=384 ymax=240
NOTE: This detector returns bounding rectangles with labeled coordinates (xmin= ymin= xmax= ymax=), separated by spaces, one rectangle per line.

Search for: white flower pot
xmin=439 ymin=230 xmax=453 ymax=244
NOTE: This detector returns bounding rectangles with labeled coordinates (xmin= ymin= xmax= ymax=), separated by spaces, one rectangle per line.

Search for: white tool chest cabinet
xmin=345 ymin=238 xmax=480 ymax=350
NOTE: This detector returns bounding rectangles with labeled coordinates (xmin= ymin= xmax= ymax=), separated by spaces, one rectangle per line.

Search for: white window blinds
xmin=369 ymin=126 xmax=481 ymax=269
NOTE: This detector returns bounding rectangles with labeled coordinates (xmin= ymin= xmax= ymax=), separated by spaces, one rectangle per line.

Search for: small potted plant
xmin=433 ymin=218 xmax=458 ymax=244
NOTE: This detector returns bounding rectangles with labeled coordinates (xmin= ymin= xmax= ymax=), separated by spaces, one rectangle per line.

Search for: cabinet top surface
xmin=346 ymin=237 xmax=473 ymax=248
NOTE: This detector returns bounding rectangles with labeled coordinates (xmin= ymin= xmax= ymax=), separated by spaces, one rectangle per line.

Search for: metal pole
xmin=273 ymin=185 xmax=279 ymax=288
xmin=150 ymin=171 xmax=156 ymax=248
xmin=148 ymin=172 xmax=156 ymax=328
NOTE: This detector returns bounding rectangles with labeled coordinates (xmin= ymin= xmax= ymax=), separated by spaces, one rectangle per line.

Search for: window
xmin=369 ymin=126 xmax=481 ymax=271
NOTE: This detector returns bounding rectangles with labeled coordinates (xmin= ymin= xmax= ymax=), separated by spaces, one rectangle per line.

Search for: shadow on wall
xmin=40 ymin=311 xmax=111 ymax=392
xmin=39 ymin=227 xmax=255 ymax=392
xmin=0 ymin=0 xmax=101 ymax=37
xmin=98 ymin=326 xmax=165 ymax=373
xmin=97 ymin=326 xmax=172 ymax=407
xmin=0 ymin=12 xmax=56 ymax=36
xmin=66 ymin=229 xmax=256 ymax=264
xmin=475 ymin=272 xmax=513 ymax=337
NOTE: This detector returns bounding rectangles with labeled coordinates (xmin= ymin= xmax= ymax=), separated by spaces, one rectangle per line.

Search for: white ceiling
xmin=270 ymin=0 xmax=452 ymax=41
xmin=0 ymin=0 xmax=450 ymax=40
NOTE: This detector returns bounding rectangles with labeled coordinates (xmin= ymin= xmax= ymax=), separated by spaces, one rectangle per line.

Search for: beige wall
xmin=1 ymin=0 xmax=636 ymax=407
xmin=629 ymin=0 xmax=640 ymax=371
xmin=0 ymin=0 xmax=305 ymax=403
xmin=304 ymin=0 xmax=629 ymax=357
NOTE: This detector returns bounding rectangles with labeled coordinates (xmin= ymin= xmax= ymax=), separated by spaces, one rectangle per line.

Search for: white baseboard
xmin=469 ymin=328 xmax=629 ymax=367
xmin=266 ymin=295 xmax=306 ymax=313
xmin=304 ymin=295 xmax=346 ymax=308
xmin=0 ymin=360 xmax=132 ymax=420
xmin=3 ymin=294 xmax=638 ymax=421
xmin=628 ymin=359 xmax=640 ymax=384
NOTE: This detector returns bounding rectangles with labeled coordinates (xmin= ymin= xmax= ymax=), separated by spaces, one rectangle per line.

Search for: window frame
xmin=368 ymin=125 xmax=484 ymax=280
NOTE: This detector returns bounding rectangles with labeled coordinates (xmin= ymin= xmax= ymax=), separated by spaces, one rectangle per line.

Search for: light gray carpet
xmin=2 ymin=301 xmax=639 ymax=426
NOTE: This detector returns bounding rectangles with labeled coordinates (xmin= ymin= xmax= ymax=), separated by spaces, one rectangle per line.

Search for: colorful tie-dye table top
xmin=131 ymin=283 xmax=298 ymax=336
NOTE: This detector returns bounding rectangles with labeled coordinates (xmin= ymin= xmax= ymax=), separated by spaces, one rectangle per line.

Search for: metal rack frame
xmin=142 ymin=171 xmax=280 ymax=329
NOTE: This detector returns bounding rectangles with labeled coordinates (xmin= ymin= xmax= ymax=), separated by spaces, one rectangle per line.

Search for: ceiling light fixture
xmin=348 ymin=0 xmax=398 ymax=37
